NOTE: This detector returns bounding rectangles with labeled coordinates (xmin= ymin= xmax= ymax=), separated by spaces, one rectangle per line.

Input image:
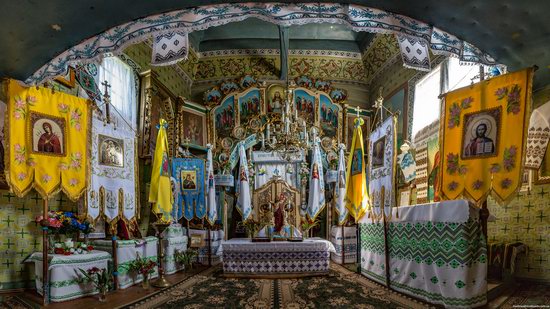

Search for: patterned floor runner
xmin=126 ymin=264 xmax=430 ymax=308
xmin=498 ymin=283 xmax=550 ymax=308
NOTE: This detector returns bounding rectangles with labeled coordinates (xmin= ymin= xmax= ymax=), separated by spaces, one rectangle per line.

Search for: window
xmin=98 ymin=57 xmax=137 ymax=128
xmin=411 ymin=64 xmax=441 ymax=139
xmin=447 ymin=57 xmax=479 ymax=92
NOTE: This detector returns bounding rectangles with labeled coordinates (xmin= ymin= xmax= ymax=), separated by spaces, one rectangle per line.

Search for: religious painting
xmin=189 ymin=234 xmax=205 ymax=248
xmin=214 ymin=96 xmax=235 ymax=139
xmin=181 ymin=170 xmax=197 ymax=191
xmin=351 ymin=149 xmax=363 ymax=176
xmin=98 ymin=134 xmax=124 ymax=167
xmin=293 ymin=89 xmax=315 ymax=125
xmin=238 ymin=89 xmax=261 ymax=125
xmin=29 ymin=112 xmax=66 ymax=156
xmin=372 ymin=136 xmax=386 ymax=169
xmin=180 ymin=106 xmax=206 ymax=147
xmin=319 ymin=94 xmax=339 ymax=138
xmin=461 ymin=107 xmax=501 ymax=160
xmin=0 ymin=100 xmax=7 ymax=189
xmin=384 ymin=84 xmax=408 ymax=148
xmin=346 ymin=114 xmax=370 ymax=152
xmin=267 ymin=84 xmax=285 ymax=115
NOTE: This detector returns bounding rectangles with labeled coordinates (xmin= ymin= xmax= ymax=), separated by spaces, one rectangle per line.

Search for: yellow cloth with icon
xmin=345 ymin=118 xmax=370 ymax=222
xmin=440 ymin=68 xmax=533 ymax=205
xmin=5 ymin=79 xmax=90 ymax=201
xmin=148 ymin=118 xmax=173 ymax=222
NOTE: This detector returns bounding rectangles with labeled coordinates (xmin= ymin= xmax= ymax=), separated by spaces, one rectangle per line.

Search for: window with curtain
xmin=411 ymin=64 xmax=441 ymax=139
xmin=98 ymin=57 xmax=137 ymax=128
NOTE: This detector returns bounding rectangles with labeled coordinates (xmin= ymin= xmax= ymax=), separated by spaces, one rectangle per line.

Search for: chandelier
xmin=261 ymin=87 xmax=313 ymax=161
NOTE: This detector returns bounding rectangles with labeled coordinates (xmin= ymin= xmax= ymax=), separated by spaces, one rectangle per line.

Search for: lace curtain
xmin=99 ymin=57 xmax=137 ymax=129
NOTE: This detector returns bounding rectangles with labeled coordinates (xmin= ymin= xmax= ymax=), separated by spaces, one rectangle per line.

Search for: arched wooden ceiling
xmin=0 ymin=0 xmax=548 ymax=89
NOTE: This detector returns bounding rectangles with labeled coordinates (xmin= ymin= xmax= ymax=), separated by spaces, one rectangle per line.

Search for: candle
xmin=266 ymin=124 xmax=270 ymax=141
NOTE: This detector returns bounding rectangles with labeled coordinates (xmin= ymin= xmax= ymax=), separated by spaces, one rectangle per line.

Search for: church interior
xmin=0 ymin=1 xmax=549 ymax=308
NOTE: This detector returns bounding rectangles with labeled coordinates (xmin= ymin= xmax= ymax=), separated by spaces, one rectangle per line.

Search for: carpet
xmin=499 ymin=283 xmax=550 ymax=308
xmin=0 ymin=295 xmax=36 ymax=309
xmin=125 ymin=264 xmax=430 ymax=309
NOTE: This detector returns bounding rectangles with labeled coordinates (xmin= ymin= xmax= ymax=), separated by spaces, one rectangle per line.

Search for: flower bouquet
xmin=128 ymin=253 xmax=157 ymax=289
xmin=53 ymin=242 xmax=94 ymax=256
xmin=78 ymin=266 xmax=112 ymax=302
xmin=174 ymin=249 xmax=198 ymax=270
xmin=36 ymin=211 xmax=94 ymax=253
xmin=242 ymin=219 xmax=261 ymax=239
xmin=301 ymin=218 xmax=319 ymax=239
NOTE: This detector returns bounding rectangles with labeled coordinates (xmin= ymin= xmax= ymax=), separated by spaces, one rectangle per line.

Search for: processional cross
xmin=101 ymin=80 xmax=112 ymax=124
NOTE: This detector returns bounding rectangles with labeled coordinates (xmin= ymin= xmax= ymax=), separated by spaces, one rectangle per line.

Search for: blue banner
xmin=172 ymin=158 xmax=206 ymax=220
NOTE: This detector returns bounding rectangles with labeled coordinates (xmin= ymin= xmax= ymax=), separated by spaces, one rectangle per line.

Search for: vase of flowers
xmin=301 ymin=218 xmax=319 ymax=239
xmin=36 ymin=211 xmax=94 ymax=253
xmin=129 ymin=253 xmax=157 ymax=290
xmin=77 ymin=266 xmax=112 ymax=302
xmin=174 ymin=249 xmax=198 ymax=270
xmin=242 ymin=219 xmax=261 ymax=239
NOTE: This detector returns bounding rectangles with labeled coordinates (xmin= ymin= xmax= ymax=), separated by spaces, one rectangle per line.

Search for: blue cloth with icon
xmin=172 ymin=158 xmax=206 ymax=220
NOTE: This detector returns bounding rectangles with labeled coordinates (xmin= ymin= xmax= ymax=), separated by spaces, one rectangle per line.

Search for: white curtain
xmin=99 ymin=57 xmax=137 ymax=129
xmin=254 ymin=163 xmax=298 ymax=189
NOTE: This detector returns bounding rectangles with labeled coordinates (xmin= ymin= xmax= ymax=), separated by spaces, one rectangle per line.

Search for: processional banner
xmin=206 ymin=145 xmax=217 ymax=224
xmin=5 ymin=79 xmax=90 ymax=201
xmin=86 ymin=115 xmax=138 ymax=227
xmin=335 ymin=144 xmax=348 ymax=225
xmin=149 ymin=119 xmax=173 ymax=222
xmin=307 ymin=137 xmax=325 ymax=220
xmin=367 ymin=116 xmax=397 ymax=220
xmin=345 ymin=118 xmax=369 ymax=222
xmin=172 ymin=157 xmax=206 ymax=221
xmin=440 ymin=68 xmax=533 ymax=204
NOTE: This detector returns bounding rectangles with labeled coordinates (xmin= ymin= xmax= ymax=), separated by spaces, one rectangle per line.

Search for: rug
xmin=0 ymin=295 xmax=35 ymax=309
xmin=125 ymin=264 xmax=430 ymax=309
xmin=499 ymin=283 xmax=550 ymax=308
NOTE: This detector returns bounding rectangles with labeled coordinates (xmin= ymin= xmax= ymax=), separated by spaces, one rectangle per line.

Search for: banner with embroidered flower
xmin=5 ymin=79 xmax=90 ymax=201
xmin=440 ymin=68 xmax=533 ymax=205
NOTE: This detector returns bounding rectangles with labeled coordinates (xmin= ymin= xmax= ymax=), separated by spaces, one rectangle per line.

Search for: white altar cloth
xmin=92 ymin=236 xmax=158 ymax=289
xmin=28 ymin=250 xmax=111 ymax=302
xmin=360 ymin=200 xmax=487 ymax=308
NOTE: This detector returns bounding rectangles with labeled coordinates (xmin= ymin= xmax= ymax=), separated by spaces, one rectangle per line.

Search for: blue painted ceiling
xmin=0 ymin=1 xmax=549 ymax=89
xmin=190 ymin=19 xmax=373 ymax=53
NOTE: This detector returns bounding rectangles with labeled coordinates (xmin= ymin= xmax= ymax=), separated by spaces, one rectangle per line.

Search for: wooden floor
xmin=21 ymin=266 xmax=209 ymax=309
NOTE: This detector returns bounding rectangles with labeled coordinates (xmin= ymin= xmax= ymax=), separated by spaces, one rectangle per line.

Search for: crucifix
xmin=101 ymin=80 xmax=112 ymax=124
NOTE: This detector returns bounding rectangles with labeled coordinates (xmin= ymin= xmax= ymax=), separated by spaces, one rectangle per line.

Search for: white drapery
xmin=99 ymin=57 xmax=137 ymax=129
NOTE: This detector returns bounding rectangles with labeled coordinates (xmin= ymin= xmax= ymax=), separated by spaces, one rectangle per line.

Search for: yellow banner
xmin=440 ymin=68 xmax=533 ymax=205
xmin=345 ymin=118 xmax=370 ymax=221
xmin=5 ymin=79 xmax=90 ymax=201
xmin=148 ymin=119 xmax=173 ymax=222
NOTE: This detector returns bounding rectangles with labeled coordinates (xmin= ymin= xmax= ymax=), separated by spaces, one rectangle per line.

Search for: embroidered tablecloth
xmin=218 ymin=238 xmax=335 ymax=276
xmin=330 ymin=226 xmax=357 ymax=264
xmin=92 ymin=237 xmax=158 ymax=289
xmin=163 ymin=236 xmax=188 ymax=275
xmin=28 ymin=250 xmax=111 ymax=302
xmin=359 ymin=200 xmax=487 ymax=308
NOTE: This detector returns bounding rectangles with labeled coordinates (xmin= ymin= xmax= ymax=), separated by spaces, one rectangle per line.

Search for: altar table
xmin=93 ymin=236 xmax=158 ymax=289
xmin=28 ymin=250 xmax=111 ymax=302
xmin=360 ymin=200 xmax=487 ymax=308
xmin=218 ymin=238 xmax=336 ymax=277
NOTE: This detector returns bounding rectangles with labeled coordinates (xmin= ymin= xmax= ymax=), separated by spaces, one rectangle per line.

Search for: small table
xmin=28 ymin=250 xmax=111 ymax=302
xmin=93 ymin=236 xmax=158 ymax=289
xmin=218 ymin=238 xmax=336 ymax=277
